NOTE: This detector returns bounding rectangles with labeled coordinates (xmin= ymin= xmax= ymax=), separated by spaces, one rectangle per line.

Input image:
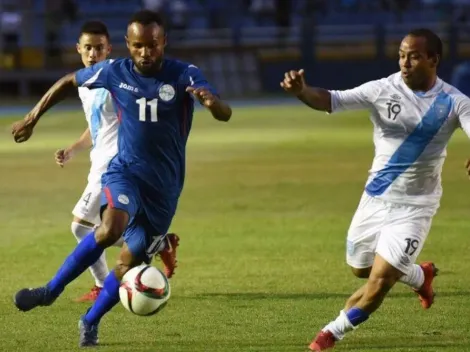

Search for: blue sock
xmin=346 ymin=307 xmax=369 ymax=326
xmin=84 ymin=270 xmax=120 ymax=325
xmin=46 ymin=232 xmax=104 ymax=297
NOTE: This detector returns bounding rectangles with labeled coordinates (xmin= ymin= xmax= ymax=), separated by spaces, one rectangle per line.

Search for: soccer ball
xmin=119 ymin=264 xmax=171 ymax=316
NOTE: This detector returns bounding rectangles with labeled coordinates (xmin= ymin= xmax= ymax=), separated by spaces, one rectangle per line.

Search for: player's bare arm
xmin=12 ymin=72 xmax=78 ymax=143
xmin=281 ymin=69 xmax=332 ymax=112
xmin=55 ymin=128 xmax=92 ymax=167
xmin=186 ymin=86 xmax=232 ymax=121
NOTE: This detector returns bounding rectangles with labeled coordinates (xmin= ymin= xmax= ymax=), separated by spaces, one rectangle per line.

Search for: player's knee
xmin=95 ymin=223 xmax=123 ymax=247
xmin=351 ymin=266 xmax=371 ymax=279
xmin=95 ymin=209 xmax=129 ymax=246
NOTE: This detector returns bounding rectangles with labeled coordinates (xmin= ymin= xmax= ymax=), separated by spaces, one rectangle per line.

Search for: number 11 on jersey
xmin=136 ymin=97 xmax=158 ymax=122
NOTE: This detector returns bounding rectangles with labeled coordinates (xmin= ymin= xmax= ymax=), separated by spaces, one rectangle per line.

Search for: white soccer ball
xmin=119 ymin=264 xmax=171 ymax=316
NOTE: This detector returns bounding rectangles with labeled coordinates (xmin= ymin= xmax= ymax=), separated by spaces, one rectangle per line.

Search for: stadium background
xmin=1 ymin=1 xmax=470 ymax=352
xmin=1 ymin=0 xmax=470 ymax=98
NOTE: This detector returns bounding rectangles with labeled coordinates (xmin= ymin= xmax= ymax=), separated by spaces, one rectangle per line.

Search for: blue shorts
xmin=100 ymin=164 xmax=177 ymax=263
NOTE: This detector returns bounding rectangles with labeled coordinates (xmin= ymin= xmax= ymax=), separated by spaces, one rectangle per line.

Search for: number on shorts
xmin=83 ymin=192 xmax=92 ymax=206
xmin=404 ymin=238 xmax=419 ymax=256
xmin=146 ymin=236 xmax=165 ymax=257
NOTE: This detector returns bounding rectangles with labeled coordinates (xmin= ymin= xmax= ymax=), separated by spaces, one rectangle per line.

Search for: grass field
xmin=1 ymin=103 xmax=470 ymax=352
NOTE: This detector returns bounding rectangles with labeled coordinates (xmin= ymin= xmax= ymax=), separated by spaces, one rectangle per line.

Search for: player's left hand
xmin=11 ymin=117 xmax=35 ymax=143
xmin=186 ymin=86 xmax=217 ymax=108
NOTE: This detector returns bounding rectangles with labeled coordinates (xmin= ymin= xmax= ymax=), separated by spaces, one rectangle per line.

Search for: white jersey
xmin=329 ymin=72 xmax=470 ymax=207
xmin=78 ymin=86 xmax=119 ymax=180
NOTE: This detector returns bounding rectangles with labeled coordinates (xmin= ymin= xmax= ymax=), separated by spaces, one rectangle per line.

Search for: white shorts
xmin=72 ymin=176 xmax=102 ymax=225
xmin=346 ymin=192 xmax=438 ymax=274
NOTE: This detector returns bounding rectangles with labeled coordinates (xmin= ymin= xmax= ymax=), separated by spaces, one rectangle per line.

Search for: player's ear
xmin=163 ymin=34 xmax=167 ymax=47
xmin=107 ymin=44 xmax=112 ymax=55
xmin=125 ymin=36 xmax=130 ymax=49
xmin=76 ymin=43 xmax=81 ymax=54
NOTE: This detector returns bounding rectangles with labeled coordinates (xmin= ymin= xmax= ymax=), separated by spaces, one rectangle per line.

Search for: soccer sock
xmin=84 ymin=270 xmax=120 ymax=326
xmin=71 ymin=222 xmax=109 ymax=287
xmin=398 ymin=264 xmax=424 ymax=290
xmin=46 ymin=232 xmax=104 ymax=297
xmin=323 ymin=307 xmax=369 ymax=340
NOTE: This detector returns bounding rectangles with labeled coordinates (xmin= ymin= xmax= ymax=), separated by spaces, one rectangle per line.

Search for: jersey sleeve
xmin=75 ymin=59 xmax=112 ymax=90
xmin=183 ymin=64 xmax=219 ymax=96
xmin=329 ymin=80 xmax=382 ymax=113
xmin=456 ymin=95 xmax=470 ymax=138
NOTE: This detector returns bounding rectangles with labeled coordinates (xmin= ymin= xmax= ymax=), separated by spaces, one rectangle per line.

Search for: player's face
xmin=399 ymin=35 xmax=438 ymax=90
xmin=76 ymin=34 xmax=111 ymax=67
xmin=126 ymin=23 xmax=166 ymax=75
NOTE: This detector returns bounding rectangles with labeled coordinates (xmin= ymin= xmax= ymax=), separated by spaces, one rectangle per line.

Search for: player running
xmin=12 ymin=10 xmax=232 ymax=348
xmin=281 ymin=28 xmax=470 ymax=351
xmin=56 ymin=20 xmax=179 ymax=302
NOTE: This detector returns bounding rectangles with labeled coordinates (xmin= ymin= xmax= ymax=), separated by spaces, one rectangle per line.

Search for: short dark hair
xmin=79 ymin=20 xmax=110 ymax=40
xmin=408 ymin=28 xmax=443 ymax=60
xmin=128 ymin=10 xmax=165 ymax=29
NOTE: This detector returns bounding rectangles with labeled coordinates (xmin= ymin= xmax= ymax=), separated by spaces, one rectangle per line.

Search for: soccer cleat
xmin=78 ymin=316 xmax=99 ymax=348
xmin=309 ymin=330 xmax=336 ymax=351
xmin=414 ymin=261 xmax=439 ymax=309
xmin=157 ymin=233 xmax=180 ymax=279
xmin=14 ymin=287 xmax=56 ymax=312
xmin=74 ymin=286 xmax=102 ymax=303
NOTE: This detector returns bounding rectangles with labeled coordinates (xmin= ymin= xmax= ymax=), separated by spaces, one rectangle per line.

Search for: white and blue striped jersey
xmin=78 ymin=86 xmax=119 ymax=180
xmin=329 ymin=72 xmax=470 ymax=207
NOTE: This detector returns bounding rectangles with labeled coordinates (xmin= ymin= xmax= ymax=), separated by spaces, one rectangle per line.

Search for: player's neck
xmin=414 ymin=76 xmax=437 ymax=93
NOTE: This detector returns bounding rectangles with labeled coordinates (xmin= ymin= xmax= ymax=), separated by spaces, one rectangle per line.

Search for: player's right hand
xmin=11 ymin=117 xmax=35 ymax=143
xmin=280 ymin=69 xmax=306 ymax=95
xmin=465 ymin=159 xmax=470 ymax=178
xmin=55 ymin=148 xmax=74 ymax=167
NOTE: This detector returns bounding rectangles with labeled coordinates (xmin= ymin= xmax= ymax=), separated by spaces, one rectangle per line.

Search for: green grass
xmin=1 ymin=104 xmax=470 ymax=351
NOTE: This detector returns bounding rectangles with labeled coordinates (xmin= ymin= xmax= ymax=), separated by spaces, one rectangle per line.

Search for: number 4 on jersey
xmin=136 ymin=98 xmax=158 ymax=122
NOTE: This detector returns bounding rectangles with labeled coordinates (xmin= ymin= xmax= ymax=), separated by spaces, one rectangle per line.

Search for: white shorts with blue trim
xmin=346 ymin=192 xmax=438 ymax=274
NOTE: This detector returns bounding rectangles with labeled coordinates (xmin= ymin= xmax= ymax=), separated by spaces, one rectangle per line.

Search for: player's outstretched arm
xmin=281 ymin=69 xmax=332 ymax=112
xmin=186 ymin=86 xmax=232 ymax=121
xmin=55 ymin=128 xmax=92 ymax=167
xmin=12 ymin=72 xmax=78 ymax=143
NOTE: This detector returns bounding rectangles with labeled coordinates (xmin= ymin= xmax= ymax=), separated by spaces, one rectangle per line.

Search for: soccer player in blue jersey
xmin=11 ymin=10 xmax=232 ymax=347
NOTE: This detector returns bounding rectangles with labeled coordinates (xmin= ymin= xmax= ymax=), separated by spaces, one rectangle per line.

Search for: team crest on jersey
xmin=158 ymin=84 xmax=176 ymax=102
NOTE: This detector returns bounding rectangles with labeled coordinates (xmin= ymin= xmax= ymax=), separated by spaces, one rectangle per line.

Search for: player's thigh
xmin=72 ymin=180 xmax=102 ymax=225
xmin=376 ymin=205 xmax=437 ymax=275
xmin=100 ymin=169 xmax=141 ymax=222
xmin=347 ymin=193 xmax=389 ymax=269
xmin=122 ymin=213 xmax=167 ymax=265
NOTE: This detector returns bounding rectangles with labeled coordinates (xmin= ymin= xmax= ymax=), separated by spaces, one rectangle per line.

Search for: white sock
xmin=322 ymin=310 xmax=356 ymax=340
xmin=398 ymin=264 xmax=424 ymax=290
xmin=71 ymin=222 xmax=109 ymax=288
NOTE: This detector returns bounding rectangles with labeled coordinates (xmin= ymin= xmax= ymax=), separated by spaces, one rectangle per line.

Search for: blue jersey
xmin=75 ymin=58 xmax=217 ymax=199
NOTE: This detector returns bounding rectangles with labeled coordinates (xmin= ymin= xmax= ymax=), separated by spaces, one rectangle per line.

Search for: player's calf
xmin=309 ymin=255 xmax=401 ymax=350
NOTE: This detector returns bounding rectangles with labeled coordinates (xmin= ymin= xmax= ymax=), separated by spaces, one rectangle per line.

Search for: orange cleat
xmin=73 ymin=285 xmax=102 ymax=303
xmin=414 ymin=261 xmax=439 ymax=309
xmin=309 ymin=331 xmax=336 ymax=351
xmin=157 ymin=233 xmax=180 ymax=279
